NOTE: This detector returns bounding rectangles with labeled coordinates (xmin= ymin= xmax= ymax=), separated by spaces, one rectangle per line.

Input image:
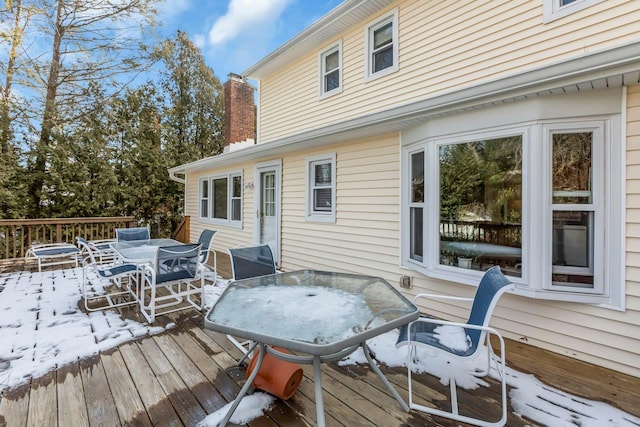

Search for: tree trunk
xmin=29 ymin=0 xmax=64 ymax=217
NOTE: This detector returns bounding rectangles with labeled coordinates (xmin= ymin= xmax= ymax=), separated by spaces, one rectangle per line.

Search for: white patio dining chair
xmin=137 ymin=243 xmax=204 ymax=323
xmin=395 ymin=266 xmax=514 ymax=427
xmin=226 ymin=244 xmax=277 ymax=362
xmin=76 ymin=237 xmax=138 ymax=312
xmin=115 ymin=226 xmax=150 ymax=241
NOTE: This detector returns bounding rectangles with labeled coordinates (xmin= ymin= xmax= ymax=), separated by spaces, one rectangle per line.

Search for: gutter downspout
xmin=169 ymin=170 xmax=186 ymax=184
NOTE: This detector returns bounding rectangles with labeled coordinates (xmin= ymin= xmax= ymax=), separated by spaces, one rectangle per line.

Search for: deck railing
xmin=440 ymin=220 xmax=522 ymax=247
xmin=0 ymin=217 xmax=135 ymax=260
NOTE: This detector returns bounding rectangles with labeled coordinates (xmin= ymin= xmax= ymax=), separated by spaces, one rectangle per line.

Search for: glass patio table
xmin=109 ymin=238 xmax=181 ymax=265
xmin=204 ymin=269 xmax=419 ymax=427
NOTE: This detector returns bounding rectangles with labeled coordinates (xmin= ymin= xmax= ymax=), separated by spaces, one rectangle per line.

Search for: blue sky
xmin=157 ymin=0 xmax=343 ymax=81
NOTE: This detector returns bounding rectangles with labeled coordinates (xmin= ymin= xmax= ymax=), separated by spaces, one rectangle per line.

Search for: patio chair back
xmin=228 ymin=244 xmax=276 ymax=280
xmin=155 ymin=243 xmax=202 ymax=285
xmin=197 ymin=229 xmax=217 ymax=264
xmin=465 ymin=265 xmax=513 ymax=351
xmin=115 ymin=226 xmax=150 ymax=241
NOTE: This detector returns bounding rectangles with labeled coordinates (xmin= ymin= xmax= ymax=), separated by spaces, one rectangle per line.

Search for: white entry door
xmin=255 ymin=160 xmax=281 ymax=266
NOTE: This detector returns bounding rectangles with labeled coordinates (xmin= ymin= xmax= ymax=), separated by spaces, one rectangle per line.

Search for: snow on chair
xmin=25 ymin=242 xmax=80 ymax=272
xmin=395 ymin=266 xmax=514 ymax=427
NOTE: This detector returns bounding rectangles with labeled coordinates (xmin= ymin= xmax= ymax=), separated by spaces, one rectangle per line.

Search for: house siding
xmin=257 ymin=0 xmax=640 ymax=143
xmin=176 ymin=0 xmax=640 ymax=378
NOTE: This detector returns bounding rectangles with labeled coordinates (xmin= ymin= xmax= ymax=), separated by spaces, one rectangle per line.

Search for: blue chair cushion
xmin=33 ymin=247 xmax=79 ymax=256
xmin=98 ymin=263 xmax=137 ymax=278
xmin=397 ymin=319 xmax=476 ymax=357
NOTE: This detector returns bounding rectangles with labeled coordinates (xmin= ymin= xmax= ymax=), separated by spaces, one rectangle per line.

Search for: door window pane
xmin=438 ymin=136 xmax=523 ymax=275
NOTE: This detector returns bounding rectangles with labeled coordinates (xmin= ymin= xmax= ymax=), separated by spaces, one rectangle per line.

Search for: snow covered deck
xmin=0 ymin=252 xmax=638 ymax=426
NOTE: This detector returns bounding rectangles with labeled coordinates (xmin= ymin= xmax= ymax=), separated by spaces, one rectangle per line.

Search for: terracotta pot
xmin=246 ymin=346 xmax=303 ymax=400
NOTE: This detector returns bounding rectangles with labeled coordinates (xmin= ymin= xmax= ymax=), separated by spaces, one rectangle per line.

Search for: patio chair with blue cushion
xmin=138 ymin=243 xmax=204 ymax=323
xmin=226 ymin=244 xmax=277 ymax=360
xmin=25 ymin=242 xmax=80 ymax=272
xmin=115 ymin=226 xmax=150 ymax=241
xmin=76 ymin=237 xmax=138 ymax=312
xmin=395 ymin=266 xmax=514 ymax=427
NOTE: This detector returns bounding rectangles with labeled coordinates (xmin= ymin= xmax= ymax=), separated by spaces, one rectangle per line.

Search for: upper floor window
xmin=199 ymin=171 xmax=243 ymax=228
xmin=365 ymin=8 xmax=398 ymax=81
xmin=319 ymin=41 xmax=342 ymax=98
xmin=401 ymin=92 xmax=623 ymax=309
xmin=306 ymin=153 xmax=336 ymax=223
xmin=543 ymin=0 xmax=605 ymax=23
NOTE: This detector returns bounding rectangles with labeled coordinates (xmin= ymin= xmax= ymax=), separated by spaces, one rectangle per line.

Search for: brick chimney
xmin=224 ymin=73 xmax=255 ymax=152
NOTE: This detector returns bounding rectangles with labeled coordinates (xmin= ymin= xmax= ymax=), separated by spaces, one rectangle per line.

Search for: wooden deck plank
xmin=100 ymin=349 xmax=151 ymax=426
xmin=118 ymin=342 xmax=182 ymax=426
xmin=136 ymin=336 xmax=207 ymax=426
xmin=0 ymin=384 xmax=30 ymax=427
xmin=79 ymin=355 xmax=122 ymax=427
xmin=57 ymin=363 xmax=90 ymax=426
xmin=26 ymin=372 xmax=56 ymax=427
xmin=2 ymin=252 xmax=640 ymax=427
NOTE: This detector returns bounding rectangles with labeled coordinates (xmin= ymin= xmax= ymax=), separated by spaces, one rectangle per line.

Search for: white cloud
xmin=208 ymin=0 xmax=292 ymax=45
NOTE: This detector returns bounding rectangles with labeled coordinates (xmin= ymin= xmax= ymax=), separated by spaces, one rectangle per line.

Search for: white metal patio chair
xmin=138 ymin=243 xmax=204 ymax=323
xmin=76 ymin=237 xmax=138 ymax=312
xmin=115 ymin=226 xmax=150 ymax=241
xmin=226 ymin=244 xmax=277 ymax=361
xmin=395 ymin=266 xmax=514 ymax=427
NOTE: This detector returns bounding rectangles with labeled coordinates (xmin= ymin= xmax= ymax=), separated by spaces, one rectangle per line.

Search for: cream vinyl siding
xmin=281 ymin=134 xmax=402 ymax=280
xmin=256 ymin=0 xmax=640 ymax=142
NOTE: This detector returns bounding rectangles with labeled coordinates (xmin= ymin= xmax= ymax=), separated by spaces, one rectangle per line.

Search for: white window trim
xmin=200 ymin=170 xmax=243 ymax=229
xmin=305 ymin=153 xmax=336 ymax=223
xmin=364 ymin=8 xmax=398 ymax=82
xmin=318 ymin=40 xmax=343 ymax=99
xmin=400 ymin=90 xmax=624 ymax=310
xmin=543 ymin=0 xmax=605 ymax=23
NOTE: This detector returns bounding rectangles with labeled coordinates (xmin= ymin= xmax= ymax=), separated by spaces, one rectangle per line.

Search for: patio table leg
xmin=362 ymin=342 xmax=410 ymax=412
xmin=313 ymin=355 xmax=326 ymax=427
xmin=219 ymin=343 xmax=266 ymax=426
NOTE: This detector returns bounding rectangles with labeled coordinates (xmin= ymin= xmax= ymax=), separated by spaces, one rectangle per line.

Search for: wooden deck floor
xmin=1 ymin=251 xmax=639 ymax=426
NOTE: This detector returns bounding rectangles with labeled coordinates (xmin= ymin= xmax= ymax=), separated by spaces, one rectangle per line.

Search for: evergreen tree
xmin=43 ymin=84 xmax=119 ymax=218
xmin=158 ymin=30 xmax=225 ymax=166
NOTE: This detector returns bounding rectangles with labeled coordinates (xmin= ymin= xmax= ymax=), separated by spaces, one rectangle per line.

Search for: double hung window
xmin=319 ymin=42 xmax=342 ymax=97
xmin=306 ymin=153 xmax=336 ymax=223
xmin=365 ymin=9 xmax=398 ymax=80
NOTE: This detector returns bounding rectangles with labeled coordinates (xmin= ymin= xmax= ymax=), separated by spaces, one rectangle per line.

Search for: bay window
xmin=401 ymin=89 xmax=623 ymax=308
